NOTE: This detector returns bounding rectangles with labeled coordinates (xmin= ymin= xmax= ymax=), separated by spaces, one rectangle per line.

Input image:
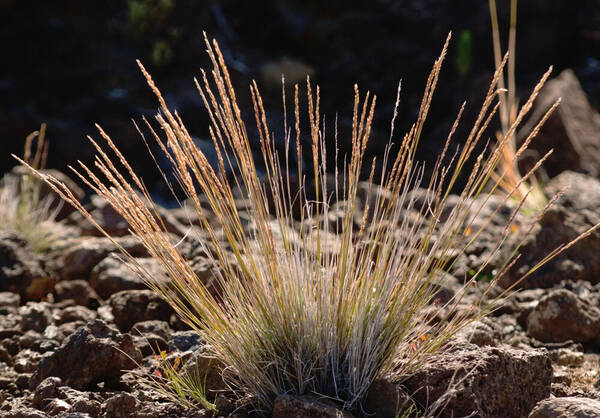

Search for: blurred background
xmin=1 ymin=0 xmax=600 ymax=200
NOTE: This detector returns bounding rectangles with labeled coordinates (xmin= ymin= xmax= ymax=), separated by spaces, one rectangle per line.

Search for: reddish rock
xmin=403 ymin=343 xmax=552 ymax=417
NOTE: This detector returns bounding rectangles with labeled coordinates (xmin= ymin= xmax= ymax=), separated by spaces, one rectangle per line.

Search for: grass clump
xmin=131 ymin=349 xmax=217 ymax=411
xmin=489 ymin=0 xmax=554 ymax=211
xmin=1 ymin=124 xmax=61 ymax=253
xmin=20 ymin=33 xmax=565 ymax=413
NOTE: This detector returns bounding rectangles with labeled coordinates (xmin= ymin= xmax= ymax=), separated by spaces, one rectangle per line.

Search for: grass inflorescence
xmin=18 ymin=32 xmax=587 ymax=414
xmin=1 ymin=124 xmax=62 ymax=253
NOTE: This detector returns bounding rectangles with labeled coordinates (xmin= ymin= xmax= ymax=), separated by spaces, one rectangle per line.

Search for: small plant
xmin=132 ymin=349 xmax=216 ymax=411
xmin=488 ymin=0 xmax=553 ymax=211
xmin=0 ymin=124 xmax=61 ymax=253
xmin=19 ymin=33 xmax=582 ymax=414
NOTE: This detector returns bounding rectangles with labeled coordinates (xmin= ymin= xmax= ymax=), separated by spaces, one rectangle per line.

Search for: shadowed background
xmin=1 ymin=0 xmax=599 ymax=200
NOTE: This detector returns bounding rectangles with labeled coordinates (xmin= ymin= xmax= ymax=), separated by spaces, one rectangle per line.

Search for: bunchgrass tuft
xmin=17 ymin=33 xmax=596 ymax=414
xmin=1 ymin=124 xmax=61 ymax=253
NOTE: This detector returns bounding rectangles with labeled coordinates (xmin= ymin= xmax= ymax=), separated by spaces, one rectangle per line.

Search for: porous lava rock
xmin=30 ymin=319 xmax=141 ymax=390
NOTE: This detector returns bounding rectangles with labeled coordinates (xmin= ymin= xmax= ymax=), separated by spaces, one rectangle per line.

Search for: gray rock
xmin=403 ymin=343 xmax=552 ymax=417
xmin=529 ymin=396 xmax=600 ymax=418
xmin=108 ymin=290 xmax=173 ymax=332
xmin=168 ymin=330 xmax=204 ymax=352
xmin=30 ymin=319 xmax=141 ymax=390
xmin=526 ymin=289 xmax=600 ymax=343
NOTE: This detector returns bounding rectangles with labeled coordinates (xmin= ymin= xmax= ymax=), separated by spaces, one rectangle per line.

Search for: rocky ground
xmin=2 ymin=72 xmax=600 ymax=418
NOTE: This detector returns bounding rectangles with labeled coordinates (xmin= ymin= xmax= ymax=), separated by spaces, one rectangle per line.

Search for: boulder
xmin=518 ymin=69 xmax=600 ymax=178
xmin=403 ymin=343 xmax=552 ymax=417
xmin=30 ymin=319 xmax=141 ymax=390
xmin=526 ymin=289 xmax=600 ymax=343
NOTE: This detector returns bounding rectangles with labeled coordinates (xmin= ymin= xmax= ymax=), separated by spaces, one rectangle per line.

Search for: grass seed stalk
xmin=17 ymin=33 xmax=590 ymax=412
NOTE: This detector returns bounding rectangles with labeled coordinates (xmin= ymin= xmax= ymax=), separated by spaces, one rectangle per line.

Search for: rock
xmin=526 ymin=289 xmax=600 ymax=343
xmin=179 ymin=344 xmax=226 ymax=393
xmin=13 ymin=349 xmax=45 ymax=373
xmin=44 ymin=398 xmax=71 ymax=415
xmin=72 ymin=194 xmax=191 ymax=239
xmin=108 ymin=290 xmax=173 ymax=332
xmin=131 ymin=320 xmax=172 ymax=356
xmin=519 ymin=69 xmax=600 ymax=178
xmin=0 ymin=292 xmax=20 ymax=307
xmin=363 ymin=380 xmax=414 ymax=418
xmin=454 ymin=317 xmax=502 ymax=347
xmin=403 ymin=343 xmax=552 ymax=417
xmin=501 ymin=172 xmax=600 ymax=289
xmin=188 ymin=256 xmax=222 ymax=298
xmin=555 ymin=349 xmax=585 ymax=367
xmin=30 ymin=319 xmax=142 ymax=390
xmin=32 ymin=376 xmax=62 ymax=409
xmin=51 ymin=236 xmax=147 ymax=282
xmin=529 ymin=396 xmax=600 ymax=418
xmin=0 ymin=233 xmax=53 ymax=301
xmin=55 ymin=306 xmax=97 ymax=325
xmin=69 ymin=398 xmax=102 ymax=417
xmin=0 ymin=407 xmax=46 ymax=418
xmin=131 ymin=320 xmax=172 ymax=342
xmin=19 ymin=302 xmax=53 ymax=333
xmin=272 ymin=394 xmax=353 ymax=418
xmin=54 ymin=280 xmax=100 ymax=308
xmin=168 ymin=330 xmax=204 ymax=352
xmin=0 ymin=345 xmax=11 ymax=365
xmin=102 ymin=393 xmax=137 ymax=417
xmin=89 ymin=256 xmax=164 ymax=299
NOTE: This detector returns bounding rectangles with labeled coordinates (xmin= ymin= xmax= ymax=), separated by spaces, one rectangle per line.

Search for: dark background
xmin=1 ymin=0 xmax=599 ymax=200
